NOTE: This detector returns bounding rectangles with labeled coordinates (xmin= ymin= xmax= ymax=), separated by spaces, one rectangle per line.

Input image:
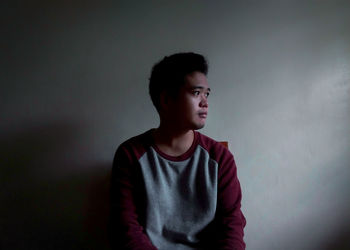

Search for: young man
xmin=110 ymin=52 xmax=246 ymax=250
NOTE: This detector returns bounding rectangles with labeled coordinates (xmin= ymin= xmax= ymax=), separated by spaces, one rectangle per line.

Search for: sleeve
xmin=109 ymin=144 xmax=158 ymax=250
xmin=214 ymin=147 xmax=246 ymax=250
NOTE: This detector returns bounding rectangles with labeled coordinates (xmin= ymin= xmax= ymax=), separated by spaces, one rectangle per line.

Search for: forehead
xmin=183 ymin=71 xmax=209 ymax=89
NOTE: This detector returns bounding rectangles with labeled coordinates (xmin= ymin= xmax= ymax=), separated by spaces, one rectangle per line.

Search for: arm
xmin=109 ymin=145 xmax=157 ymax=250
xmin=215 ymin=149 xmax=246 ymax=250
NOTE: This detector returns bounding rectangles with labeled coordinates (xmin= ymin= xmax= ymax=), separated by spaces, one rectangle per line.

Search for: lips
xmin=198 ymin=112 xmax=207 ymax=118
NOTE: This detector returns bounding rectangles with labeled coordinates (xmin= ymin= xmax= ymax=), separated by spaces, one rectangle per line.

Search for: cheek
xmin=178 ymin=95 xmax=199 ymax=114
xmin=191 ymin=98 xmax=200 ymax=108
xmin=184 ymin=99 xmax=197 ymax=112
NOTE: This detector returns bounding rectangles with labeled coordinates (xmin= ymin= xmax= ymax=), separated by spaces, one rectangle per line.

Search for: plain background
xmin=2 ymin=1 xmax=350 ymax=249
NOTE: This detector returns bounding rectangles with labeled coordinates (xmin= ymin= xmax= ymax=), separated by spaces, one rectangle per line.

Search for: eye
xmin=193 ymin=91 xmax=200 ymax=96
xmin=205 ymin=92 xmax=210 ymax=98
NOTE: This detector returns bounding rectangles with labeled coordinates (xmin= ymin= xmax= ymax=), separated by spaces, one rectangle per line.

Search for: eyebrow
xmin=190 ymin=86 xmax=211 ymax=92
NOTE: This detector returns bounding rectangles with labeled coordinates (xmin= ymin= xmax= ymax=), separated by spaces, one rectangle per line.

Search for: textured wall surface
xmin=2 ymin=1 xmax=350 ymax=249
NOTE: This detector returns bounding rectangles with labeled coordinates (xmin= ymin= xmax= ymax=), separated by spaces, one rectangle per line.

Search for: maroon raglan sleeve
xmin=213 ymin=144 xmax=246 ymax=250
xmin=109 ymin=143 xmax=158 ymax=250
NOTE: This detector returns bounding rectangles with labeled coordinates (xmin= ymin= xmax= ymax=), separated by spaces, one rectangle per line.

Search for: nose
xmin=199 ymin=95 xmax=208 ymax=108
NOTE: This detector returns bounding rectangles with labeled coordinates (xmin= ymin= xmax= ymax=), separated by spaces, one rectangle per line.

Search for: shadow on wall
xmin=325 ymin=229 xmax=350 ymax=250
xmin=0 ymin=122 xmax=112 ymax=249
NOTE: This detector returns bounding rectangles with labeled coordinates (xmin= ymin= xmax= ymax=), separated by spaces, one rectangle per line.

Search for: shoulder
xmin=115 ymin=129 xmax=154 ymax=161
xmin=196 ymin=131 xmax=235 ymax=164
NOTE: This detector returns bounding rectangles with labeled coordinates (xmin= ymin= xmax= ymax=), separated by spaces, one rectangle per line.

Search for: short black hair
xmin=149 ymin=52 xmax=208 ymax=112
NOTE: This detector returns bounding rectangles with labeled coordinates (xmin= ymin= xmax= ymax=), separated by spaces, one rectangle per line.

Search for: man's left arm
xmin=215 ymin=148 xmax=246 ymax=250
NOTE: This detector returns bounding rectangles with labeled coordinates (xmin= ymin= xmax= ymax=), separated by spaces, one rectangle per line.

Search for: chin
xmin=193 ymin=123 xmax=205 ymax=130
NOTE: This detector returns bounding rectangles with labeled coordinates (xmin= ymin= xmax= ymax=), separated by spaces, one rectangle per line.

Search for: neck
xmin=153 ymin=121 xmax=194 ymax=157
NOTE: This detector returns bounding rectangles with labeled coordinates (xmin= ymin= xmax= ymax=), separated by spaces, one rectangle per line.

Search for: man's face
xmin=168 ymin=71 xmax=210 ymax=130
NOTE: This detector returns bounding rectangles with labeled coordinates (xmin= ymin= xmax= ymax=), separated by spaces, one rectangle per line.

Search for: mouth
xmin=198 ymin=112 xmax=207 ymax=118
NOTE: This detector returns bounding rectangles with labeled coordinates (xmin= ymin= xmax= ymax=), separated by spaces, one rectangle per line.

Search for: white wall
xmin=2 ymin=1 xmax=350 ymax=249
